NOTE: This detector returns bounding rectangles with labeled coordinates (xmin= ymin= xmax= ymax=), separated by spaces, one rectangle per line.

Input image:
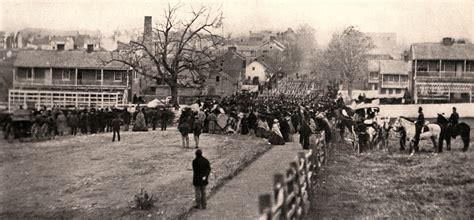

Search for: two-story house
xmin=9 ymin=50 xmax=130 ymax=110
xmin=411 ymin=38 xmax=474 ymax=103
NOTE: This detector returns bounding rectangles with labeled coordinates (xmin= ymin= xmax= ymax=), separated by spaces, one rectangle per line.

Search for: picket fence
xmin=258 ymin=132 xmax=330 ymax=220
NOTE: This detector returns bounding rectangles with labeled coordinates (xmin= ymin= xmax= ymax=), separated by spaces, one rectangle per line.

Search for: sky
xmin=1 ymin=0 xmax=473 ymax=46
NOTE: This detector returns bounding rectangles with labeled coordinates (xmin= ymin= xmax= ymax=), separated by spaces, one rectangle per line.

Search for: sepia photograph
xmin=0 ymin=0 xmax=473 ymax=219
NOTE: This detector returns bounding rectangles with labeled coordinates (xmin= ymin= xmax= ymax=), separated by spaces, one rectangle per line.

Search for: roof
xmin=379 ymin=60 xmax=410 ymax=75
xmin=368 ymin=60 xmax=380 ymax=72
xmin=236 ymin=45 xmax=259 ymax=52
xmin=259 ymin=39 xmax=286 ymax=50
xmin=14 ymin=50 xmax=128 ymax=69
xmin=411 ymin=42 xmax=474 ymax=60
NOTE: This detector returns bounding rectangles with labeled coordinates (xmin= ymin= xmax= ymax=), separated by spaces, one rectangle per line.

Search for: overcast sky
xmin=1 ymin=0 xmax=473 ymax=46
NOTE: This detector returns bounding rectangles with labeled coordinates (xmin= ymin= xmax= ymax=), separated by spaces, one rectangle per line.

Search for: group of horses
xmin=332 ymin=106 xmax=470 ymax=155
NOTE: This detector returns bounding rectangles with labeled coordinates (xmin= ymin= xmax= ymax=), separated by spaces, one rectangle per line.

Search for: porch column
xmin=464 ymin=60 xmax=467 ymax=74
xmin=49 ymin=67 xmax=53 ymax=85
xmin=439 ymin=60 xmax=442 ymax=77
xmin=100 ymin=69 xmax=104 ymax=88
xmin=414 ymin=60 xmax=418 ymax=104
xmin=32 ymin=67 xmax=35 ymax=81
xmin=12 ymin=68 xmax=16 ymax=87
xmin=75 ymin=68 xmax=78 ymax=86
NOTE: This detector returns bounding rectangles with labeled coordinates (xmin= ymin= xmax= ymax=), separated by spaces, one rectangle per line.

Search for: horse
xmin=393 ymin=117 xmax=442 ymax=155
xmin=436 ymin=114 xmax=470 ymax=152
xmin=334 ymin=107 xmax=355 ymax=143
xmin=374 ymin=118 xmax=392 ymax=150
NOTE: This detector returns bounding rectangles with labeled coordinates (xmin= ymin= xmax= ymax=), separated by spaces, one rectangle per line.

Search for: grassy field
xmin=308 ymin=118 xmax=474 ymax=219
xmin=0 ymin=128 xmax=271 ymax=219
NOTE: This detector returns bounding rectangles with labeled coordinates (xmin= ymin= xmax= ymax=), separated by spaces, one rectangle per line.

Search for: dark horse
xmin=436 ymin=113 xmax=470 ymax=152
xmin=335 ymin=106 xmax=355 ymax=142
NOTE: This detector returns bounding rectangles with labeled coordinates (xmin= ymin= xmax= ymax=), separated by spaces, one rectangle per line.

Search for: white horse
xmin=393 ymin=117 xmax=442 ymax=155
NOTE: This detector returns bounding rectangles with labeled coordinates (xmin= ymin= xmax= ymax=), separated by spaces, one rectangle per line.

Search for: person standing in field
xmin=206 ymin=110 xmax=217 ymax=134
xmin=193 ymin=114 xmax=203 ymax=148
xmin=192 ymin=149 xmax=211 ymax=210
xmin=112 ymin=113 xmax=123 ymax=142
xmin=178 ymin=108 xmax=192 ymax=148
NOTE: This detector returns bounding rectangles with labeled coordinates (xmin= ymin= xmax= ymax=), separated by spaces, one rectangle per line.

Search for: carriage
xmin=351 ymin=104 xmax=382 ymax=153
xmin=4 ymin=109 xmax=34 ymax=142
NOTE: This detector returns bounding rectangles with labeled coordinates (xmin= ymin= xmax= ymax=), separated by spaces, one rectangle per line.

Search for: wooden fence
xmin=258 ymin=132 xmax=330 ymax=220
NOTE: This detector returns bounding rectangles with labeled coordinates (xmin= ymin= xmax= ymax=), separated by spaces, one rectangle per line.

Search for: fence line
xmin=258 ymin=132 xmax=330 ymax=220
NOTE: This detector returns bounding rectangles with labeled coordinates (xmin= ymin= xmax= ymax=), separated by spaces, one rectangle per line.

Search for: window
xmin=114 ymin=72 xmax=122 ymax=81
xmin=21 ymin=68 xmax=33 ymax=80
xmin=262 ymin=50 xmax=269 ymax=53
xmin=57 ymin=44 xmax=65 ymax=51
xmin=62 ymin=69 xmax=70 ymax=81
xmin=252 ymin=67 xmax=255 ymax=71
xmin=73 ymin=45 xmax=78 ymax=50
xmin=96 ymin=71 xmax=102 ymax=81
xmin=87 ymin=44 xmax=94 ymax=52
xmin=374 ymin=84 xmax=378 ymax=90
xmin=369 ymin=72 xmax=378 ymax=79
xmin=389 ymin=89 xmax=393 ymax=94
xmin=216 ymin=76 xmax=220 ymax=82
xmin=242 ymin=61 xmax=246 ymax=68
xmin=396 ymin=89 xmax=401 ymax=94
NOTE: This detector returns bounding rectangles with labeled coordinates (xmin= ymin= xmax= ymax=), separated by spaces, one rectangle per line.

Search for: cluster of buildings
xmin=2 ymin=16 xmax=474 ymax=110
xmin=350 ymin=33 xmax=474 ymax=104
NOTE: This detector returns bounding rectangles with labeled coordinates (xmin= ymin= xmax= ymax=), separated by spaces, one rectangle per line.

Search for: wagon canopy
xmin=11 ymin=109 xmax=31 ymax=121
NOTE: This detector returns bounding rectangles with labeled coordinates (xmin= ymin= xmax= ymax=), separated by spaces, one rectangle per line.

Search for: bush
xmin=134 ymin=188 xmax=156 ymax=210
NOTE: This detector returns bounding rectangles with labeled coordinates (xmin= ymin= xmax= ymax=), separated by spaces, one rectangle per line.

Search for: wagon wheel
xmin=7 ymin=127 xmax=15 ymax=143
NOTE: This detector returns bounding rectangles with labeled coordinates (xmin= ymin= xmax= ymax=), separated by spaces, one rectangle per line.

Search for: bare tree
xmin=323 ymin=26 xmax=374 ymax=98
xmin=105 ymin=4 xmax=223 ymax=105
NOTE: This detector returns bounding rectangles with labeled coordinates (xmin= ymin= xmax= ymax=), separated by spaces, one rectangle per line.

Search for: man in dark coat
xmin=112 ymin=113 xmax=123 ymax=142
xmin=414 ymin=107 xmax=425 ymax=147
xmin=192 ymin=149 xmax=211 ymax=209
xmin=449 ymin=107 xmax=459 ymax=126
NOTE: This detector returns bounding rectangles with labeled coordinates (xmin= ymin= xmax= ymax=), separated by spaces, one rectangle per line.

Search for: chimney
xmin=144 ymin=16 xmax=152 ymax=42
xmin=442 ymin=37 xmax=454 ymax=46
xmin=228 ymin=46 xmax=237 ymax=52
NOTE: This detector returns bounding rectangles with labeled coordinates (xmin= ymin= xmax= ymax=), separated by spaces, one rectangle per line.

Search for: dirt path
xmin=308 ymin=135 xmax=474 ymax=219
xmin=188 ymin=140 xmax=302 ymax=220
xmin=0 ymin=128 xmax=271 ymax=219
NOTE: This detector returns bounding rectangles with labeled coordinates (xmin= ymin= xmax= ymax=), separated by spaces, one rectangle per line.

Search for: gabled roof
xmin=411 ymin=42 xmax=474 ymax=60
xmin=259 ymin=39 xmax=286 ymax=50
xmin=379 ymin=60 xmax=410 ymax=75
xmin=14 ymin=50 xmax=128 ymax=69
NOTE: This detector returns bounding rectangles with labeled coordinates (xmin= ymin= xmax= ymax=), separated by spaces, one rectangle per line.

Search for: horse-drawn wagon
xmin=4 ymin=109 xmax=34 ymax=142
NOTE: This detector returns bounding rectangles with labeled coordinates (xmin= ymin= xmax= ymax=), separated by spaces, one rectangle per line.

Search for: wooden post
xmin=439 ymin=60 xmax=442 ymax=77
xmin=101 ymin=69 xmax=104 ymax=88
xmin=274 ymin=173 xmax=287 ymax=220
xmin=12 ymin=67 xmax=16 ymax=88
xmin=291 ymin=161 xmax=304 ymax=218
xmin=258 ymin=194 xmax=272 ymax=220
xmin=414 ymin=60 xmax=418 ymax=104
xmin=464 ymin=60 xmax=467 ymax=74
xmin=75 ymin=68 xmax=78 ymax=86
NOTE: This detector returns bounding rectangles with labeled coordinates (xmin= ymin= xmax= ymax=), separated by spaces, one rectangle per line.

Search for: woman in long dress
xmin=269 ymin=119 xmax=285 ymax=145
xmin=132 ymin=108 xmax=148 ymax=131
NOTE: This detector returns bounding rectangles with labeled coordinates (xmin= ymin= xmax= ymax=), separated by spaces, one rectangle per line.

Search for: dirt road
xmin=0 ymin=129 xmax=271 ymax=219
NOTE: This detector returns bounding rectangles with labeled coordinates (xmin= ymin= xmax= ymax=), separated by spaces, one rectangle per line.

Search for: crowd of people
xmin=176 ymin=88 xmax=338 ymax=150
xmin=2 ymin=105 xmax=175 ymax=141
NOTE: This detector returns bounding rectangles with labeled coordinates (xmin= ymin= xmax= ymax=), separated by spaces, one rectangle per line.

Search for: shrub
xmin=134 ymin=188 xmax=156 ymax=210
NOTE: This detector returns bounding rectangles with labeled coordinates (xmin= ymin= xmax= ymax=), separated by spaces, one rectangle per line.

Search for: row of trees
xmin=107 ymin=3 xmax=373 ymax=104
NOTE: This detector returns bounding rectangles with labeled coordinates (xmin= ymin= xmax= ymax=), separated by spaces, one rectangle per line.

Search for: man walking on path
xmin=192 ymin=149 xmax=211 ymax=210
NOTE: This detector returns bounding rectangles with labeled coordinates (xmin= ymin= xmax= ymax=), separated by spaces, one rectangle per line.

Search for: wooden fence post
xmin=299 ymin=151 xmax=312 ymax=206
xmin=259 ymin=194 xmax=272 ymax=220
xmin=274 ymin=173 xmax=287 ymax=220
